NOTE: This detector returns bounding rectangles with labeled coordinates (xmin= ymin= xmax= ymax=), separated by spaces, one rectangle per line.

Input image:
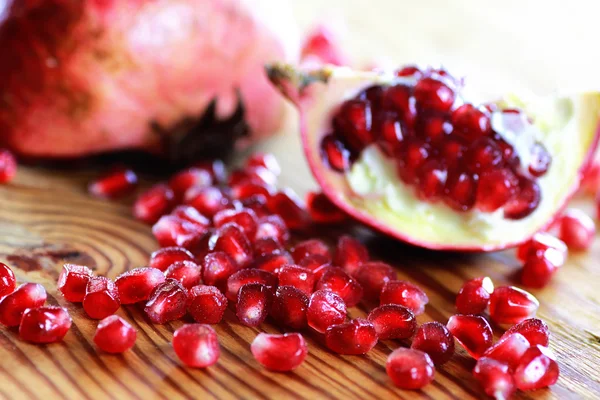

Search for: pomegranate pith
xmin=19 ymin=306 xmax=71 ymax=344
xmin=0 ymin=283 xmax=47 ymax=327
xmin=473 ymin=357 xmax=516 ymax=400
xmin=94 ymin=315 xmax=137 ymax=354
xmin=115 ymin=267 xmax=166 ymax=304
xmin=455 ymin=276 xmax=494 ymax=314
xmin=173 ymin=324 xmax=220 ymax=368
xmin=513 ymin=345 xmax=560 ymax=390
xmin=251 ymin=333 xmax=308 ymax=372
xmin=386 ymin=348 xmax=435 ymax=390
xmin=325 ymin=318 xmax=378 ymax=355
xmin=57 ymin=264 xmax=93 ymax=302
xmin=411 ymin=322 xmax=455 ymax=365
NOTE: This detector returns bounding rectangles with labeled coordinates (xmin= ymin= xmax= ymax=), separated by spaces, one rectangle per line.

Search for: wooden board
xmin=1 ymin=1 xmax=600 ymax=398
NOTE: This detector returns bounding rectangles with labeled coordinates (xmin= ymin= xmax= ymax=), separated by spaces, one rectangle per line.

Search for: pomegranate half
xmin=269 ymin=64 xmax=600 ymax=250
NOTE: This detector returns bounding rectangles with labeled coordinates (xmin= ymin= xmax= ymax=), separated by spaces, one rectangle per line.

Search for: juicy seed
xmin=152 ymin=215 xmax=208 ymax=249
xmin=0 ymin=149 xmax=17 ymax=183
xmin=270 ymin=286 xmax=309 ymax=330
xmin=184 ymin=186 xmax=230 ymax=218
xmin=168 ymin=167 xmax=213 ymax=201
xmin=513 ymin=345 xmax=560 ymax=391
xmin=0 ymin=283 xmax=47 ymax=327
xmin=367 ymin=304 xmax=416 ymax=340
xmin=88 ymin=169 xmax=138 ymax=199
xmin=172 ymin=324 xmax=220 ymax=368
xmin=291 ymin=239 xmax=331 ymax=264
xmin=380 ymin=280 xmax=429 ymax=315
xmin=267 ymin=189 xmax=310 ymax=231
xmin=325 ymin=318 xmax=378 ymax=355
xmin=93 ymin=315 xmax=137 ymax=353
xmin=149 ymin=247 xmax=195 ymax=272
xmin=521 ymin=251 xmax=558 ymax=289
xmin=255 ymin=215 xmax=290 ymax=244
xmin=315 ymin=267 xmax=363 ymax=307
xmin=446 ymin=314 xmax=493 ymax=359
xmin=253 ymin=238 xmax=285 ymax=258
xmin=115 ymin=267 xmax=166 ymax=304
xmin=19 ymin=306 xmax=71 ymax=344
xmin=144 ymin=279 xmax=188 ymax=324
xmin=305 ymin=191 xmax=347 ymax=224
xmin=473 ymin=357 xmax=516 ymax=400
xmin=213 ymin=208 xmax=259 ymax=239
xmin=277 ymin=265 xmax=316 ymax=295
xmin=165 ymin=261 xmax=202 ymax=289
xmin=57 ymin=264 xmax=93 ymax=302
xmin=255 ymin=253 xmax=294 ymax=274
xmin=202 ymin=252 xmax=238 ymax=289
xmin=226 ymin=269 xmax=278 ymax=302
xmin=210 ymin=223 xmax=254 ymax=268
xmin=236 ymin=283 xmax=272 ymax=327
xmin=187 ymin=285 xmax=228 ymax=324
xmin=251 ymin=333 xmax=308 ymax=372
xmin=386 ymin=348 xmax=435 ymax=390
xmin=246 ymin=153 xmax=281 ymax=176
xmin=455 ymin=276 xmax=494 ymax=314
xmin=0 ymin=262 xmax=16 ymax=297
xmin=133 ymin=184 xmax=176 ymax=224
xmin=307 ymin=290 xmax=347 ymax=333
xmin=355 ymin=262 xmax=397 ymax=301
xmin=558 ymin=209 xmax=596 ymax=251
xmin=501 ymin=318 xmax=550 ymax=347
xmin=411 ymin=322 xmax=455 ymax=365
xmin=489 ymin=286 xmax=539 ymax=327
xmin=321 ymin=134 xmax=352 ymax=172
xmin=299 ymin=254 xmax=332 ymax=279
xmin=516 ymin=232 xmax=567 ymax=266
xmin=483 ymin=332 xmax=530 ymax=371
xmin=83 ymin=277 xmax=120 ymax=320
xmin=333 ymin=235 xmax=369 ymax=276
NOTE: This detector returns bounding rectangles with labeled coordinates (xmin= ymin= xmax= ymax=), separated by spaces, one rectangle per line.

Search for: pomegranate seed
xmin=516 ymin=232 xmax=567 ymax=266
xmin=325 ymin=318 xmax=378 ymax=355
xmin=414 ymin=77 xmax=455 ymax=112
xmin=321 ymin=134 xmax=352 ymax=172
xmin=93 ymin=315 xmax=137 ymax=353
xmin=214 ymin=208 xmax=258 ymax=239
xmin=144 ymin=279 xmax=188 ymax=324
xmin=333 ymin=99 xmax=373 ymax=152
xmin=447 ymin=314 xmax=493 ymax=359
xmin=246 ymin=153 xmax=281 ymax=176
xmin=270 ymin=285 xmax=309 ymax=330
xmin=513 ymin=345 xmax=559 ymax=390
xmin=367 ymin=304 xmax=416 ymax=340
xmin=305 ymin=192 xmax=347 ymax=224
xmin=473 ymin=357 xmax=516 ymax=400
xmin=0 ymin=283 xmax=46 ymax=326
xmin=489 ymin=286 xmax=539 ymax=327
xmin=226 ymin=269 xmax=278 ymax=302
xmin=482 ymin=332 xmax=530 ymax=371
xmin=187 ymin=285 xmax=228 ymax=324
xmin=0 ymin=262 xmax=16 ymax=298
xmin=115 ymin=267 xmax=166 ymax=304
xmin=169 ymin=168 xmax=212 ymax=200
xmin=451 ymin=104 xmax=491 ymax=140
xmin=440 ymin=140 xmax=466 ymax=168
xmin=149 ymin=247 xmax=195 ymax=272
xmin=231 ymin=181 xmax=274 ymax=202
xmin=397 ymin=138 xmax=431 ymax=184
xmin=476 ymin=169 xmax=518 ymax=212
xmin=521 ymin=251 xmax=558 ymax=288
xmin=255 ymin=253 xmax=294 ymax=274
xmin=315 ymin=267 xmax=363 ymax=307
xmin=58 ymin=264 xmax=93 ymax=302
xmin=503 ymin=178 xmax=541 ymax=220
xmin=133 ymin=184 xmax=176 ymax=224
xmin=411 ymin=322 xmax=455 ymax=365
xmin=229 ymin=167 xmax=277 ymax=187
xmin=465 ymin=137 xmax=502 ymax=174
xmin=251 ymin=332 xmax=308 ymax=372
xmin=83 ymin=277 xmax=120 ymax=320
xmin=236 ymin=283 xmax=272 ymax=327
xmin=173 ymin=324 xmax=220 ymax=368
xmin=184 ymin=186 xmax=230 ymax=218
xmin=502 ymin=318 xmax=549 ymax=347
xmin=355 ymin=261 xmax=397 ymax=301
xmin=386 ymin=348 xmax=435 ymax=390
xmin=383 ymin=84 xmax=417 ymax=127
xmin=202 ymin=252 xmax=237 ymax=288
xmin=210 ymin=223 xmax=253 ymax=268
xmin=333 ymin=236 xmax=369 ymax=276
xmin=417 ymin=160 xmax=448 ymax=200
xmin=88 ymin=169 xmax=138 ymax=199
xmin=419 ymin=114 xmax=452 ymax=144
xmin=152 ymin=215 xmax=207 ymax=249
xmin=0 ymin=149 xmax=17 ymax=183
xmin=558 ymin=209 xmax=596 ymax=251
xmin=529 ymin=143 xmax=552 ymax=177
xmin=165 ymin=261 xmax=201 ymax=289
xmin=277 ymin=265 xmax=315 ymax=295
xmin=255 ymin=215 xmax=290 ymax=244
xmin=291 ymin=239 xmax=331 ymax=264
xmin=171 ymin=205 xmax=211 ymax=227
xmin=455 ymin=276 xmax=494 ymax=314
xmin=444 ymin=170 xmax=477 ymax=211
xmin=194 ymin=159 xmax=227 ymax=183
xmin=377 ymin=115 xmax=405 ymax=154
xmin=380 ymin=280 xmax=429 ymax=315
xmin=307 ymin=290 xmax=346 ymax=333
xmin=396 ymin=65 xmax=423 ymax=77
xmin=19 ymin=306 xmax=71 ymax=343
xmin=253 ymin=238 xmax=284 ymax=258
xmin=267 ymin=189 xmax=310 ymax=231
xmin=299 ymin=254 xmax=331 ymax=279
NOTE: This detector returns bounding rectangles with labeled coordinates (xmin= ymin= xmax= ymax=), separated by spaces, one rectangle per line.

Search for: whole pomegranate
xmin=0 ymin=0 xmax=299 ymax=161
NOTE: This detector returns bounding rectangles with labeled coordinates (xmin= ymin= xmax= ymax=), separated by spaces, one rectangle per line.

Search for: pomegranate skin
xmin=0 ymin=0 xmax=299 ymax=160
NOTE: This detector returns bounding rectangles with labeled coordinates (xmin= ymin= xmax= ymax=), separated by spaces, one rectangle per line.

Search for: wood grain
xmin=1 ymin=1 xmax=600 ymax=399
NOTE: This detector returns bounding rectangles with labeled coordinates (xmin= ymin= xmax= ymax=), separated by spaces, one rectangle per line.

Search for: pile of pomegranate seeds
xmin=88 ymin=168 xmax=139 ymax=199
xmin=0 ymin=148 xmax=17 ymax=184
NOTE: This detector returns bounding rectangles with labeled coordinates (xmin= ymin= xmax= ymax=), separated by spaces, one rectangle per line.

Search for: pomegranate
xmin=83 ymin=277 xmax=120 ymax=320
xmin=0 ymin=262 xmax=16 ymax=298
xmin=134 ymin=184 xmax=176 ymax=224
xmin=332 ymin=235 xmax=369 ymax=276
xmin=251 ymin=332 xmax=308 ymax=372
xmin=386 ymin=348 xmax=435 ymax=390
xmin=277 ymin=265 xmax=316 ymax=295
xmin=315 ymin=267 xmax=363 ymax=307
xmin=0 ymin=283 xmax=47 ymax=327
xmin=411 ymin=322 xmax=455 ymax=365
xmin=367 ymin=304 xmax=416 ymax=340
xmin=57 ymin=264 xmax=93 ymax=302
xmin=489 ymin=286 xmax=539 ymax=327
xmin=557 ymin=209 xmax=596 ymax=251
xmin=481 ymin=332 xmax=530 ymax=371
xmin=144 ymin=279 xmax=188 ymax=324
xmin=149 ymin=247 xmax=195 ymax=272
xmin=164 ymin=261 xmax=202 ymax=289
xmin=270 ymin=285 xmax=309 ymax=330
xmin=115 ymin=267 xmax=166 ymax=304
xmin=325 ymin=318 xmax=378 ymax=355
xmin=268 ymin=64 xmax=600 ymax=250
xmin=187 ymin=285 xmax=228 ymax=324
xmin=447 ymin=314 xmax=493 ymax=359
xmin=19 ymin=306 xmax=72 ymax=344
xmin=473 ymin=357 xmax=516 ymax=400
xmin=306 ymin=290 xmax=347 ymax=333
xmin=94 ymin=315 xmax=137 ymax=354
xmin=236 ymin=283 xmax=272 ymax=327
xmin=305 ymin=191 xmax=347 ymax=224
xmin=513 ymin=345 xmax=560 ymax=390
xmin=380 ymin=280 xmax=429 ymax=315
xmin=172 ymin=324 xmax=220 ymax=368
xmin=502 ymin=318 xmax=549 ymax=347
xmin=354 ymin=261 xmax=397 ymax=300
xmin=88 ymin=169 xmax=138 ymax=199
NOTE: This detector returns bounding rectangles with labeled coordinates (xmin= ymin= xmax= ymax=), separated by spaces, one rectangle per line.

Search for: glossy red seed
xmin=473 ymin=357 xmax=516 ymax=400
xmin=355 ymin=262 xmax=397 ymax=301
xmin=187 ymin=285 xmax=228 ymax=324
xmin=502 ymin=318 xmax=549 ymax=347
xmin=165 ymin=261 xmax=202 ymax=289
xmin=396 ymin=65 xmax=423 ymax=77
xmin=202 ymin=252 xmax=237 ymax=289
xmin=333 ymin=236 xmax=369 ymax=276
xmin=529 ymin=143 xmax=552 ymax=177
xmin=83 ymin=277 xmax=120 ymax=320
xmin=267 ymin=189 xmax=310 ymax=231
xmin=226 ymin=269 xmax=278 ymax=302
xmin=93 ymin=315 xmax=137 ymax=353
xmin=19 ymin=306 xmax=71 ymax=343
xmin=0 ymin=149 xmax=17 ymax=183
xmin=193 ymin=159 xmax=227 ymax=183
xmin=440 ymin=139 xmax=466 ymax=168
xmin=149 ymin=247 xmax=195 ymax=272
xmin=277 ymin=265 xmax=316 ymax=295
xmin=255 ymin=215 xmax=290 ymax=244
xmin=321 ymin=134 xmax=352 ymax=172
xmin=89 ymin=169 xmax=138 ymax=199
xmin=521 ymin=252 xmax=558 ymax=288
xmin=417 ymin=160 xmax=448 ymax=200
xmin=384 ymin=84 xmax=417 ymax=127
xmin=380 ymin=280 xmax=429 ymax=315
xmin=115 ymin=267 xmax=166 ymax=304
xmin=307 ymin=290 xmax=346 ymax=333
xmin=333 ymin=99 xmax=373 ymax=152
xmin=0 ymin=262 xmax=16 ymax=298
xmin=291 ymin=239 xmax=331 ymax=264
xmin=214 ymin=208 xmax=258 ymax=239
xmin=144 ymin=279 xmax=188 ymax=324
xmin=255 ymin=253 xmax=294 ymax=274
xmin=414 ymin=77 xmax=455 ymax=112
xmin=513 ymin=345 xmax=559 ymax=390
xmin=411 ymin=322 xmax=455 ymax=365
xmin=253 ymin=238 xmax=285 ymax=258
xmin=169 ymin=168 xmax=213 ymax=201
xmin=367 ymin=304 xmax=416 ymax=340
xmin=476 ymin=169 xmax=518 ymax=212
xmin=516 ymin=232 xmax=567 ymax=266
xmin=251 ymin=332 xmax=308 ymax=372
xmin=305 ymin=192 xmax=347 ymax=224
xmin=299 ymin=254 xmax=331 ymax=280
xmin=229 ymin=166 xmax=277 ymax=187
xmin=271 ymin=285 xmax=309 ymax=330
xmin=447 ymin=314 xmax=493 ymax=359
xmin=246 ymin=153 xmax=281 ymax=176
xmin=419 ymin=114 xmax=451 ymax=144
xmin=133 ymin=184 xmax=176 ymax=224
xmin=171 ymin=205 xmax=211 ymax=227
xmin=236 ymin=283 xmax=272 ymax=327
xmin=489 ymin=286 xmax=539 ymax=327
xmin=325 ymin=318 xmax=378 ymax=355
xmin=152 ymin=215 xmax=207 ymax=249
xmin=173 ymin=324 xmax=220 ymax=368
xmin=56 ymin=264 xmax=93 ymax=302
xmin=184 ymin=186 xmax=230 ymax=218
xmin=386 ymin=348 xmax=435 ymax=390
xmin=210 ymin=223 xmax=253 ymax=268
xmin=377 ymin=115 xmax=405 ymax=154
xmin=451 ymin=104 xmax=491 ymax=140
xmin=581 ymin=162 xmax=600 ymax=195
xmin=315 ymin=267 xmax=363 ymax=307
xmin=444 ymin=170 xmax=477 ymax=212
xmin=455 ymin=277 xmax=494 ymax=314
xmin=397 ymin=139 xmax=431 ymax=184
xmin=503 ymin=178 xmax=541 ymax=220
xmin=482 ymin=332 xmax=530 ymax=371
xmin=558 ymin=209 xmax=596 ymax=251
xmin=0 ymin=283 xmax=47 ymax=326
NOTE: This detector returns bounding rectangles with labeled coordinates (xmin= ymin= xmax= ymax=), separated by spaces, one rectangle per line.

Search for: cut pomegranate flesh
xmin=144 ymin=279 xmax=188 ymax=324
xmin=152 ymin=215 xmax=208 ymax=249
xmin=0 ymin=149 xmax=17 ymax=183
xmin=270 ymin=285 xmax=309 ymax=330
xmin=172 ymin=324 xmax=220 ymax=368
xmin=202 ymin=252 xmax=238 ymax=289
xmin=355 ymin=261 xmax=397 ymax=301
xmin=115 ymin=267 xmax=166 ymax=304
xmin=57 ymin=263 xmax=93 ymax=302
xmin=236 ymin=283 xmax=272 ymax=327
xmin=0 ymin=283 xmax=47 ymax=327
xmin=184 ymin=186 xmax=231 ymax=218
xmin=0 ymin=262 xmax=16 ymax=297
xmin=306 ymin=290 xmax=347 ymax=333
xmin=256 ymin=253 xmax=294 ymax=274
xmin=133 ymin=184 xmax=176 ymax=224
xmin=386 ymin=348 xmax=435 ymax=390
xmin=94 ymin=315 xmax=137 ymax=354
xmin=187 ymin=285 xmax=228 ymax=324
xmin=226 ymin=269 xmax=278 ymax=302
xmin=473 ymin=357 xmax=516 ymax=400
xmin=489 ymin=286 xmax=539 ymax=327
xmin=502 ymin=318 xmax=550 ymax=347
xmin=305 ymin=191 xmax=347 ymax=224
xmin=315 ymin=267 xmax=363 ymax=307
xmin=251 ymin=332 xmax=308 ymax=372
xmin=149 ymin=247 xmax=195 ymax=272
xmin=367 ymin=304 xmax=416 ymax=340
xmin=455 ymin=276 xmax=494 ymax=315
xmin=88 ymin=169 xmax=138 ymax=199
xmin=558 ymin=209 xmax=596 ymax=251
xmin=83 ymin=277 xmax=120 ymax=320
xmin=165 ymin=261 xmax=202 ymax=289
xmin=277 ymin=265 xmax=316 ymax=295
xmin=411 ymin=321 xmax=455 ymax=365
xmin=291 ymin=239 xmax=331 ymax=264
xmin=447 ymin=314 xmax=493 ymax=359
xmin=210 ymin=223 xmax=254 ymax=268
xmin=325 ymin=318 xmax=378 ymax=355
xmin=513 ymin=345 xmax=559 ymax=390
xmin=333 ymin=235 xmax=369 ymax=276
xmin=19 ymin=306 xmax=71 ymax=344
xmin=380 ymin=280 xmax=429 ymax=315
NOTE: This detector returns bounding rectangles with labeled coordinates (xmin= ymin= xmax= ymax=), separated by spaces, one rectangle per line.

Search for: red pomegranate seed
xmin=482 ymin=332 xmax=530 ymax=371
xmin=93 ymin=315 xmax=137 ymax=353
xmin=521 ymin=251 xmax=558 ymax=288
xmin=299 ymin=254 xmax=331 ymax=279
xmin=0 ymin=149 xmax=17 ymax=183
xmin=255 ymin=215 xmax=290 ymax=244
xmin=0 ymin=262 xmax=16 ymax=298
xmin=321 ymin=134 xmax=352 ymax=172
xmin=502 ymin=318 xmax=549 ymax=347
xmin=256 ymin=253 xmax=294 ymax=274
xmin=236 ymin=283 xmax=272 ymax=327
xmin=473 ymin=357 xmax=516 ymax=400
xmin=165 ymin=261 xmax=202 ymax=289
xmin=419 ymin=114 xmax=452 ymax=144
xmin=115 ymin=267 xmax=166 ymax=304
xmin=270 ymin=285 xmax=309 ymax=330
xmin=380 ymin=280 xmax=429 ymax=315
xmin=325 ymin=318 xmax=378 ymax=355
xmin=169 ymin=168 xmax=213 ymax=201
xmin=144 ymin=279 xmax=188 ymax=324
xmin=253 ymin=238 xmax=285 ymax=258
xmin=231 ymin=181 xmax=274 ymax=203
xmin=184 ymin=186 xmax=230 ymax=218
xmin=383 ymin=84 xmax=417 ymax=127
xmin=447 ymin=314 xmax=493 ymax=359
xmin=417 ymin=160 xmax=448 ymax=200
xmin=0 ymin=283 xmax=46 ymax=327
xmin=367 ymin=304 xmax=416 ymax=340
xmin=444 ymin=170 xmax=477 ymax=211
xmin=558 ymin=209 xmax=596 ymax=251
xmin=229 ymin=166 xmax=277 ymax=187
xmin=210 ymin=223 xmax=254 ymax=268
xmin=202 ymin=252 xmax=237 ymax=288
xmin=455 ymin=276 xmax=494 ymax=315
xmin=267 ymin=189 xmax=310 ymax=231
xmin=149 ymin=247 xmax=195 ymax=272
xmin=516 ymin=232 xmax=567 ymax=265
xmin=333 ymin=99 xmax=373 ymax=152
xmin=246 ymin=153 xmax=281 ymax=176
xmin=226 ymin=269 xmax=278 ymax=302
xmin=513 ymin=345 xmax=559 ymax=390
xmin=171 ymin=205 xmax=211 ymax=227
xmin=305 ymin=192 xmax=347 ymax=224
xmin=214 ymin=208 xmax=258 ymax=239
xmin=440 ymin=140 xmax=466 ymax=168
xmin=489 ymin=286 xmax=539 ymax=327
xmin=187 ymin=285 xmax=228 ymax=324
xmin=88 ymin=169 xmax=138 ymax=199
xmin=133 ymin=184 xmax=176 ymax=224
xmin=57 ymin=264 xmax=93 ymax=302
xmin=475 ymin=169 xmax=518 ymax=212
xmin=19 ymin=306 xmax=71 ymax=344
xmin=291 ymin=239 xmax=331 ymax=263
xmin=333 ymin=236 xmax=369 ymax=276
xmin=414 ymin=77 xmax=455 ymax=112
xmin=503 ymin=178 xmax=541 ymax=220
xmin=451 ymin=104 xmax=491 ymax=140
xmin=315 ymin=267 xmax=363 ymax=307
xmin=83 ymin=277 xmax=120 ymax=320
xmin=251 ymin=332 xmax=308 ymax=372
xmin=386 ymin=348 xmax=435 ymax=390
xmin=193 ymin=159 xmax=226 ymax=183
xmin=152 ymin=215 xmax=207 ymax=249
xmin=173 ymin=324 xmax=220 ymax=368
xmin=377 ymin=115 xmax=405 ymax=154
xmin=411 ymin=322 xmax=455 ymax=365
xmin=355 ymin=262 xmax=397 ymax=301
xmin=307 ymin=290 xmax=346 ymax=333
xmin=277 ymin=265 xmax=315 ymax=295
xmin=397 ymin=138 xmax=431 ymax=184
xmin=529 ymin=143 xmax=552 ymax=177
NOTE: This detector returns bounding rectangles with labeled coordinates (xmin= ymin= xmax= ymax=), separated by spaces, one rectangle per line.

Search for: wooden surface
xmin=1 ymin=1 xmax=600 ymax=399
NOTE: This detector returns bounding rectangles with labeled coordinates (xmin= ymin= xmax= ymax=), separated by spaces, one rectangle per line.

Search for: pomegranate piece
xmin=144 ymin=279 xmax=188 ymax=324
xmin=414 ymin=77 xmax=455 ymax=112
xmin=251 ymin=332 xmax=308 ymax=372
xmin=93 ymin=315 xmax=137 ymax=354
xmin=513 ymin=345 xmax=560 ymax=390
xmin=255 ymin=253 xmax=294 ymax=274
xmin=380 ymin=280 xmax=429 ymax=315
xmin=482 ymin=332 xmax=530 ymax=371
xmin=333 ymin=235 xmax=369 ymax=276
xmin=473 ymin=357 xmax=516 ymax=400
xmin=168 ymin=168 xmax=213 ymax=201
xmin=88 ymin=169 xmax=138 ymax=199
xmin=521 ymin=251 xmax=558 ymax=288
xmin=202 ymin=252 xmax=237 ymax=289
xmin=133 ymin=184 xmax=176 ymax=224
xmin=152 ymin=215 xmax=207 ymax=249
xmin=367 ymin=304 xmax=416 ymax=340
xmin=83 ymin=277 xmax=120 ymax=320
xmin=57 ymin=264 xmax=94 ymax=302
xmin=171 ymin=205 xmax=211 ymax=227
xmin=452 ymin=104 xmax=491 ymax=139
xmin=19 ymin=306 xmax=71 ymax=344
xmin=446 ymin=314 xmax=493 ymax=359
xmin=0 ymin=149 xmax=17 ymax=183
xmin=231 ymin=181 xmax=274 ymax=204
xmin=411 ymin=322 xmax=455 ymax=365
xmin=187 ymin=285 xmax=228 ymax=324
xmin=325 ymin=318 xmax=378 ymax=355
xmin=558 ymin=209 xmax=596 ymax=251
xmin=307 ymin=290 xmax=347 ymax=333
xmin=246 ymin=153 xmax=281 ymax=176
xmin=267 ymin=189 xmax=310 ymax=230
xmin=0 ymin=262 xmax=16 ymax=297
xmin=115 ymin=267 xmax=166 ymax=304
xmin=210 ymin=223 xmax=254 ymax=268
xmin=0 ymin=283 xmax=47 ymax=326
xmin=270 ymin=286 xmax=309 ymax=330
xmin=277 ymin=265 xmax=316 ymax=295
xmin=213 ymin=208 xmax=258 ymax=239
xmin=320 ymin=134 xmax=352 ymax=172
xmin=229 ymin=166 xmax=277 ymax=187
xmin=255 ymin=215 xmax=290 ymax=244
xmin=226 ymin=269 xmax=278 ymax=302
xmin=253 ymin=238 xmax=285 ymax=258
xmin=173 ymin=324 xmax=220 ymax=368
xmin=455 ymin=276 xmax=494 ymax=315
xmin=386 ymin=348 xmax=435 ymax=390
xmin=516 ymin=232 xmax=567 ymax=266
xmin=291 ymin=239 xmax=331 ymax=264
xmin=489 ymin=286 xmax=539 ymax=327
xmin=305 ymin=191 xmax=347 ymax=224
xmin=149 ymin=247 xmax=195 ymax=272
xmin=502 ymin=318 xmax=549 ymax=347
xmin=315 ymin=267 xmax=363 ymax=307
xmin=194 ymin=160 xmax=227 ymax=184
xmin=355 ymin=261 xmax=397 ymax=301
xmin=476 ymin=169 xmax=519 ymax=212
xmin=236 ymin=283 xmax=272 ymax=327
xmin=185 ymin=186 xmax=231 ymax=218
xmin=299 ymin=254 xmax=332 ymax=279
xmin=165 ymin=261 xmax=202 ymax=289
